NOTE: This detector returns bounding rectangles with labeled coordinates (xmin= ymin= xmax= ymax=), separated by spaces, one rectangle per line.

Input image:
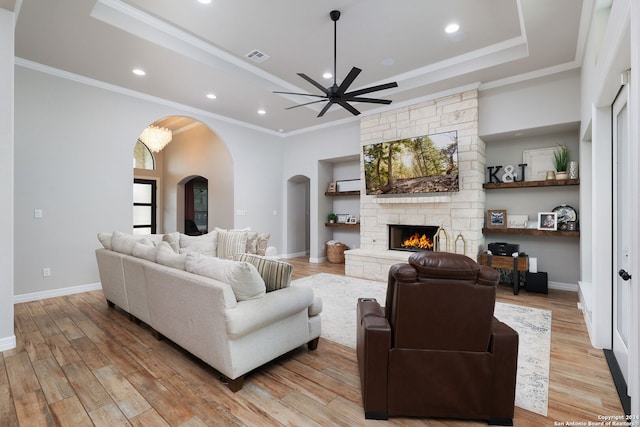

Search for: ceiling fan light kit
xmin=274 ymin=10 xmax=398 ymax=117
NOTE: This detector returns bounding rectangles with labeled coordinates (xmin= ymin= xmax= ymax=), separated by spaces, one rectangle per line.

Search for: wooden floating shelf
xmin=482 ymin=227 xmax=580 ymax=237
xmin=325 ymin=223 xmax=360 ymax=228
xmin=325 ymin=191 xmax=360 ymax=196
xmin=483 ymin=179 xmax=579 ymax=189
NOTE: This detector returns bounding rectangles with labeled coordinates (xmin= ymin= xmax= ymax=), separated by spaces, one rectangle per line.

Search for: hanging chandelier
xmin=139 ymin=125 xmax=172 ymax=152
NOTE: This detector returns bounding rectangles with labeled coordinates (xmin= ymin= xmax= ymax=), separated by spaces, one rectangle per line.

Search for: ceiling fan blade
xmin=285 ymin=99 xmax=328 ymax=110
xmin=317 ymin=100 xmax=335 ymax=117
xmin=298 ymin=73 xmax=330 ymax=95
xmin=336 ymin=67 xmax=362 ymax=96
xmin=345 ymin=81 xmax=398 ymax=97
xmin=273 ymin=91 xmax=327 ymax=98
xmin=337 ymin=99 xmax=361 ymax=116
xmin=344 ymin=97 xmax=393 ymax=105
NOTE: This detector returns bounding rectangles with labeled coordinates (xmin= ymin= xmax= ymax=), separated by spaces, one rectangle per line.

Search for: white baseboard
xmin=309 ymin=256 xmax=327 ymax=264
xmin=0 ymin=335 xmax=16 ymax=352
xmin=548 ymin=281 xmax=579 ymax=292
xmin=14 ymin=282 xmax=102 ymax=304
xmin=282 ymin=251 xmax=308 ymax=259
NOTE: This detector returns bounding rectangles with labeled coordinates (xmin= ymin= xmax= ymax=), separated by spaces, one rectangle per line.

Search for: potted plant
xmin=553 ymin=145 xmax=570 ymax=179
xmin=327 ymin=213 xmax=337 ymax=224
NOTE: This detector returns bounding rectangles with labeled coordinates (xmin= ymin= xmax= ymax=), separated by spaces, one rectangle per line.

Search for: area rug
xmin=291 ymin=273 xmax=552 ymax=416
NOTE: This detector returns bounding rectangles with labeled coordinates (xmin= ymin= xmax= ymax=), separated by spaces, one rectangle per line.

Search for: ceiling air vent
xmin=245 ymin=49 xmax=270 ymax=63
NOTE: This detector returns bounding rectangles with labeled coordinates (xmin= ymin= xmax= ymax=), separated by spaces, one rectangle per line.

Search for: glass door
xmin=133 ymin=179 xmax=157 ymax=235
xmin=613 ymin=83 xmax=631 ymax=389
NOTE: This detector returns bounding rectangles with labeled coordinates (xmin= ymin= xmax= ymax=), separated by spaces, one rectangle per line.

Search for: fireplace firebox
xmin=388 ymin=224 xmax=439 ymax=252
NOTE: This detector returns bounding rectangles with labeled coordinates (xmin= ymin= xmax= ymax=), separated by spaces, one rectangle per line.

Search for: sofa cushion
xmin=162 ymin=232 xmax=180 ymax=252
xmin=156 ymin=241 xmax=187 ymax=270
xmin=179 ymin=231 xmax=217 ymax=257
xmin=233 ymin=253 xmax=292 ymax=292
xmin=185 ymin=253 xmax=265 ymax=301
xmin=132 ymin=241 xmax=157 ymax=262
xmin=111 ymin=231 xmax=138 ymax=255
xmin=216 ymin=230 xmax=249 ymax=260
xmin=97 ymin=232 xmax=112 ymax=250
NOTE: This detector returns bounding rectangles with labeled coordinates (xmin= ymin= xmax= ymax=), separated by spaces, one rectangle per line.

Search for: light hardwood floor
xmin=2 ymin=257 xmax=624 ymax=426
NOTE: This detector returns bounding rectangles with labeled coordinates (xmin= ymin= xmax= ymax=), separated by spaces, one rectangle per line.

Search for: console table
xmin=478 ymin=253 xmax=529 ymax=295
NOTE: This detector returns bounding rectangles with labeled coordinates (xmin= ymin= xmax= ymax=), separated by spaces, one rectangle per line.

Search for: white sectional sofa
xmin=95 ymin=230 xmax=322 ymax=391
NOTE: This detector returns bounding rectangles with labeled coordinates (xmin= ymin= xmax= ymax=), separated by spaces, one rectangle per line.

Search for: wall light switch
xmin=34 ymin=209 xmax=43 ymax=219
xmin=42 ymin=268 xmax=51 ymax=277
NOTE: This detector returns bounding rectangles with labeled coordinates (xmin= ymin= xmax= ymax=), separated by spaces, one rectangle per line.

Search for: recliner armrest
xmin=489 ymin=318 xmax=519 ymax=421
xmin=357 ymin=298 xmax=391 ymax=419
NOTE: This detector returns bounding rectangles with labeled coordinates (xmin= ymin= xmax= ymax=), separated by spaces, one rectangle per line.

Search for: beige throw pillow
xmin=155 ymin=241 xmax=187 ymax=270
xmin=97 ymin=232 xmax=112 ymax=250
xmin=233 ymin=253 xmax=292 ymax=292
xmin=179 ymin=231 xmax=217 ymax=257
xmin=111 ymin=231 xmax=137 ymax=255
xmin=132 ymin=241 xmax=157 ymax=262
xmin=185 ymin=253 xmax=265 ymax=301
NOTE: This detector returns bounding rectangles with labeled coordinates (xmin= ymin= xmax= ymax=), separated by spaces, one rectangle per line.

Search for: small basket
xmin=327 ymin=243 xmax=348 ymax=263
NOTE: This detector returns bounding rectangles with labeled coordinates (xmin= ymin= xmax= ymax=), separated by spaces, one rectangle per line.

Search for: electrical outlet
xmin=34 ymin=209 xmax=43 ymax=219
xmin=42 ymin=268 xmax=51 ymax=277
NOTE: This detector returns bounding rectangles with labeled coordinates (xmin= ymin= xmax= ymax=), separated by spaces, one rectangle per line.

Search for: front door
xmin=613 ymin=83 xmax=631 ymax=389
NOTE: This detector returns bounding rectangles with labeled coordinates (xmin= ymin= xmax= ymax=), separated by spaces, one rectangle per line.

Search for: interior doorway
xmin=286 ymin=175 xmax=310 ymax=257
xmin=185 ymin=176 xmax=208 ymax=235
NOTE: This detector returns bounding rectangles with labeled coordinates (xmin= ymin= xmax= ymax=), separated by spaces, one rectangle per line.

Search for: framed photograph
xmin=523 ymin=147 xmax=557 ymax=182
xmin=336 ymin=214 xmax=350 ymax=224
xmin=487 ymin=209 xmax=507 ymax=229
xmin=537 ymin=212 xmax=558 ymax=231
xmin=347 ymin=216 xmax=358 ymax=224
xmin=507 ymin=214 xmax=529 ymax=229
xmin=327 ymin=181 xmax=337 ymax=193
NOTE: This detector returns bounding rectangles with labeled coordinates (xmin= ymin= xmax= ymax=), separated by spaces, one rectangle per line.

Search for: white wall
xmin=13 ymin=65 xmax=283 ymax=298
xmin=0 ymin=9 xmax=16 ymax=350
xmin=161 ymin=123 xmax=234 ymax=233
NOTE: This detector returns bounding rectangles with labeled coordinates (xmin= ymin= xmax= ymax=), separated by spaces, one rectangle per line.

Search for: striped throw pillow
xmin=234 ymin=253 xmax=293 ymax=292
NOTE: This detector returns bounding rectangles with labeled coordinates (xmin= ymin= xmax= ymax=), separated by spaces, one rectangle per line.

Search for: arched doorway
xmin=185 ymin=176 xmax=208 ymax=235
xmin=133 ymin=116 xmax=234 ymax=235
xmin=286 ymin=175 xmax=310 ymax=257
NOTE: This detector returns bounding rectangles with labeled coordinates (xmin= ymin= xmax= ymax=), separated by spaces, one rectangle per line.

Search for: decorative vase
xmin=568 ymin=161 xmax=578 ymax=179
xmin=555 ymin=171 xmax=568 ymax=180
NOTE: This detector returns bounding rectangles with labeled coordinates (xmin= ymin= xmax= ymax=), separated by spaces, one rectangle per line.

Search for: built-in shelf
xmin=482 ymin=227 xmax=579 ymax=237
xmin=325 ymin=191 xmax=360 ymax=196
xmin=325 ymin=223 xmax=360 ymax=228
xmin=483 ymin=178 xmax=579 ymax=189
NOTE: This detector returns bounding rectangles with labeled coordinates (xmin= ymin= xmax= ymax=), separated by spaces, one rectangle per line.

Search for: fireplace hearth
xmin=388 ymin=224 xmax=439 ymax=252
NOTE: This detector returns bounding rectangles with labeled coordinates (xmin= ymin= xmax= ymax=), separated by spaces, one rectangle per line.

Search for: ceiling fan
xmin=274 ymin=10 xmax=398 ymax=117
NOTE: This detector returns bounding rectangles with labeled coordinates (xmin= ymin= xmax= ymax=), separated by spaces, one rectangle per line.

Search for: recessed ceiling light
xmin=197 ymin=0 xmax=212 ymax=4
xmin=445 ymin=23 xmax=460 ymax=34
xmin=206 ymin=93 xmax=217 ymax=99
xmin=257 ymin=109 xmax=266 ymax=115
xmin=323 ymin=72 xmax=332 ymax=79
xmin=132 ymin=68 xmax=146 ymax=76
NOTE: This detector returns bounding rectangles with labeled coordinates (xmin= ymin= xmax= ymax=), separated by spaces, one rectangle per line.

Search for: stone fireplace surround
xmin=345 ymin=90 xmax=486 ymax=282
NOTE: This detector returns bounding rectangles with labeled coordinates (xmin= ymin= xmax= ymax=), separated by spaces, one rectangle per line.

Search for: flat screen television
xmin=362 ymin=130 xmax=458 ymax=195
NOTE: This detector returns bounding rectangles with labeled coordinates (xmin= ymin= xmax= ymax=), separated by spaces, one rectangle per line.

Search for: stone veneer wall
xmin=345 ymin=90 xmax=486 ymax=281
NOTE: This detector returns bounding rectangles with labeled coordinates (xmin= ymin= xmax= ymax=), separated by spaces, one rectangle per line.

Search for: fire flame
xmin=401 ymin=233 xmax=433 ymax=250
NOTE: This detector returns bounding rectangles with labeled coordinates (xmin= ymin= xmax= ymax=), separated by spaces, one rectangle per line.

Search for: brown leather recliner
xmin=356 ymin=251 xmax=519 ymax=425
